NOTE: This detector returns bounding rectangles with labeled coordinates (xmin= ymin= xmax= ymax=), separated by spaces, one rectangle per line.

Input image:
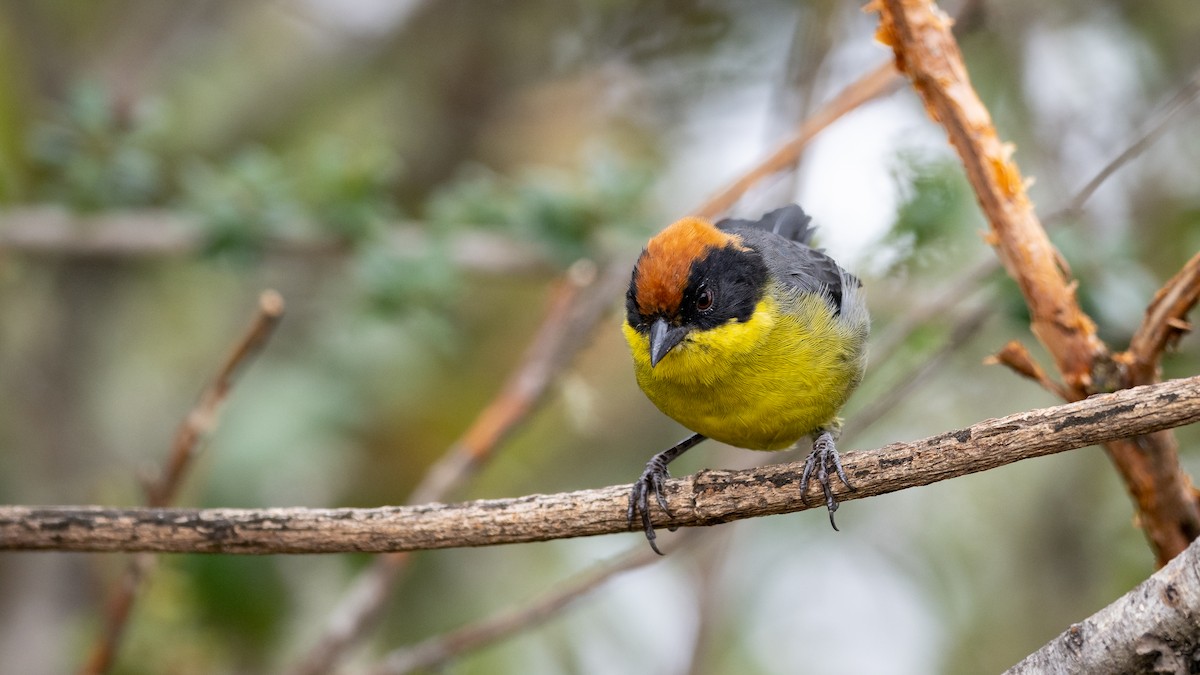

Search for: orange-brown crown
xmin=633 ymin=217 xmax=741 ymax=316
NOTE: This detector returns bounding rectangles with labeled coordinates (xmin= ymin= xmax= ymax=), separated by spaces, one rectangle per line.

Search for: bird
xmin=622 ymin=204 xmax=869 ymax=554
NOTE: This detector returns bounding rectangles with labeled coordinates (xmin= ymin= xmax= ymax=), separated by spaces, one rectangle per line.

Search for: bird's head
xmin=625 ymin=217 xmax=770 ymax=367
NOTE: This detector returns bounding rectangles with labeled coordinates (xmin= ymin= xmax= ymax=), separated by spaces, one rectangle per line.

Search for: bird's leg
xmin=800 ymin=429 xmax=855 ymax=531
xmin=628 ymin=433 xmax=706 ymax=555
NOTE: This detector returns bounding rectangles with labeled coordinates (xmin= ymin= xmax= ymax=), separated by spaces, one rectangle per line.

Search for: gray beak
xmin=649 ymin=317 xmax=688 ymax=367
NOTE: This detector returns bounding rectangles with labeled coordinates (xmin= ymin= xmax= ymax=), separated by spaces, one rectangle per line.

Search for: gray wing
xmin=716 ymin=204 xmax=816 ymax=246
xmin=717 ymin=205 xmax=861 ymax=316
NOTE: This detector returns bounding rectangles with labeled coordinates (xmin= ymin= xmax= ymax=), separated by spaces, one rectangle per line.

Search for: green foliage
xmin=27 ymin=81 xmax=166 ymax=210
xmin=179 ymin=147 xmax=306 ymax=259
xmin=179 ymin=139 xmax=400 ymax=260
xmin=23 ymin=79 xmax=656 ymax=321
xmin=875 ymin=149 xmax=978 ymax=275
xmin=300 ymin=138 xmax=402 ymax=242
xmin=354 ymin=245 xmax=460 ymax=316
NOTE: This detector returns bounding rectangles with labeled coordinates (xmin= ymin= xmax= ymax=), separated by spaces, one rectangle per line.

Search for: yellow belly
xmin=623 ymin=292 xmax=865 ymax=450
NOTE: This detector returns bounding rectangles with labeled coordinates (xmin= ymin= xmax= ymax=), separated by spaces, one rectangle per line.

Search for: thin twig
xmin=1042 ymin=67 xmax=1200 ymax=225
xmin=150 ymin=290 xmax=286 ymax=507
xmin=6 ymin=375 xmax=1200 ymax=553
xmin=370 ymin=542 xmax=674 ymax=675
xmin=81 ymin=290 xmax=285 ymax=675
xmin=692 ymin=60 xmax=903 ymax=220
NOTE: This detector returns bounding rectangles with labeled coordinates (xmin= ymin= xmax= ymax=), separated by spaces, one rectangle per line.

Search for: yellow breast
xmin=623 ymin=291 xmax=865 ymax=450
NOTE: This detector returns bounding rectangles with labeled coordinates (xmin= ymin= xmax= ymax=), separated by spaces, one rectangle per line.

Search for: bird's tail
xmin=716 ymin=204 xmax=815 ymax=245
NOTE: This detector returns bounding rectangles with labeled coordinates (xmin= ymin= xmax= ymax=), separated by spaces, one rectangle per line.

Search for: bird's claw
xmin=799 ymin=431 xmax=855 ymax=531
xmin=627 ymin=454 xmax=674 ymax=556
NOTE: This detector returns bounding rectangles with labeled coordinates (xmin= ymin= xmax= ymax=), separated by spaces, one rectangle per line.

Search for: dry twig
xmin=370 ymin=543 xmax=670 ymax=675
xmin=1042 ymin=67 xmax=1200 ymax=224
xmin=81 ymin=290 xmax=285 ymax=675
xmin=6 ymin=375 xmax=1200 ymax=553
xmin=873 ymin=0 xmax=1200 ymax=565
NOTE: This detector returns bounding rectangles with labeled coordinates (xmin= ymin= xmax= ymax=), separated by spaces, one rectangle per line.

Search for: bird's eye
xmin=696 ymin=285 xmax=714 ymax=312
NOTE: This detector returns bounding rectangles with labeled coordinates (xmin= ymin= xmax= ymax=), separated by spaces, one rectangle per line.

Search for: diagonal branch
xmin=5 ymin=375 xmax=1200 ymax=554
xmin=873 ymin=0 xmax=1200 ymax=566
xmin=81 ymin=290 xmax=285 ymax=675
xmin=150 ymin=290 xmax=286 ymax=507
xmin=1006 ymin=535 xmax=1200 ymax=674
xmin=1042 ymin=67 xmax=1200 ymax=225
xmin=370 ymin=542 xmax=670 ymax=675
xmin=875 ymin=0 xmax=1109 ymax=394
xmin=693 ymin=60 xmax=902 ymax=220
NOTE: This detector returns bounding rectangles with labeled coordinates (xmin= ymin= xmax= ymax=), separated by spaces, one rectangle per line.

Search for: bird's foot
xmin=628 ymin=433 xmax=705 ymax=555
xmin=800 ymin=430 xmax=855 ymax=531
xmin=628 ymin=453 xmax=674 ymax=556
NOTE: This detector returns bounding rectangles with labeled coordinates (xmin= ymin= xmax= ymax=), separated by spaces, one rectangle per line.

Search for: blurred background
xmin=1 ymin=1 xmax=1199 ymax=673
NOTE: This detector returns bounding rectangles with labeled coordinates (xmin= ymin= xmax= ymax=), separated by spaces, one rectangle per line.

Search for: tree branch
xmin=81 ymin=291 xmax=285 ymax=675
xmin=874 ymin=0 xmax=1200 ymax=565
xmin=875 ymin=0 xmax=1109 ymax=394
xmin=4 ymin=376 xmax=1200 ymax=554
xmin=987 ymin=340 xmax=1070 ymax=401
xmin=1006 ymin=535 xmax=1200 ymax=674
xmin=0 ymin=207 xmax=553 ymax=275
xmin=371 ymin=543 xmax=669 ymax=675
